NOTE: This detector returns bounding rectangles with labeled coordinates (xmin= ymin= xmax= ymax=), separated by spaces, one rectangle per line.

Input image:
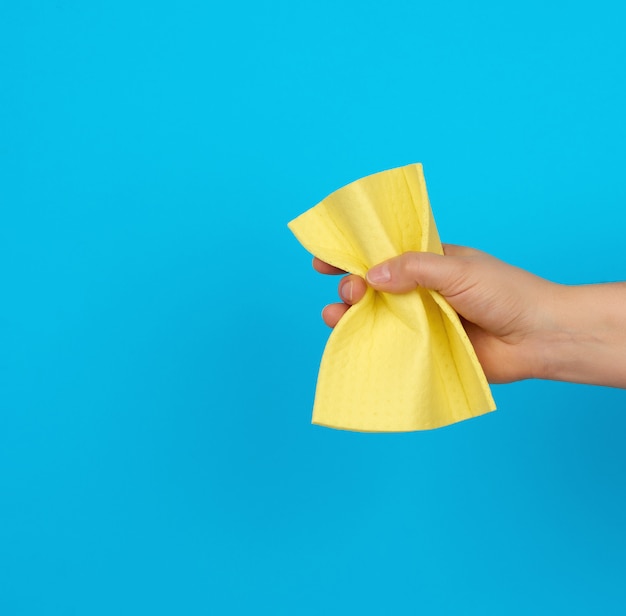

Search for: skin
xmin=314 ymin=244 xmax=626 ymax=388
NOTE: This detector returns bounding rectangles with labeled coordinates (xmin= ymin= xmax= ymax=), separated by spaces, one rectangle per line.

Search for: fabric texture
xmin=288 ymin=163 xmax=496 ymax=432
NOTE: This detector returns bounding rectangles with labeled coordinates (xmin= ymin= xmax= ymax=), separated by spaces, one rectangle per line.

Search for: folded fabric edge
xmin=311 ymin=405 xmax=497 ymax=432
xmin=287 ymin=219 xmax=366 ymax=277
xmin=429 ymin=289 xmax=497 ymax=412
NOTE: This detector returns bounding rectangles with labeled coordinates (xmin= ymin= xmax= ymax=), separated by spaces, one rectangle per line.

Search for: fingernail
xmin=341 ymin=280 xmax=353 ymax=303
xmin=366 ymin=263 xmax=391 ymax=284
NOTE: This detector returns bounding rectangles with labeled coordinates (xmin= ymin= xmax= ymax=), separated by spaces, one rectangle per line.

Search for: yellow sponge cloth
xmin=288 ymin=163 xmax=496 ymax=432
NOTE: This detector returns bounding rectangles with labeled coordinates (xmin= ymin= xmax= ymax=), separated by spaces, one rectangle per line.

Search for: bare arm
xmin=542 ymin=282 xmax=626 ymax=387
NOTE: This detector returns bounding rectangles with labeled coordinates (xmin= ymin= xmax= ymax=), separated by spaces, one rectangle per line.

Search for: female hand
xmin=314 ymin=244 xmax=561 ymax=384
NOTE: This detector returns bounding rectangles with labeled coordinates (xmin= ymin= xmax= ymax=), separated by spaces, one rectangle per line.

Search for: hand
xmin=314 ymin=245 xmax=561 ymax=384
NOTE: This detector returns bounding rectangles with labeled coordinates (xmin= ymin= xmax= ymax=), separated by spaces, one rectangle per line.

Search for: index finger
xmin=312 ymin=257 xmax=346 ymax=275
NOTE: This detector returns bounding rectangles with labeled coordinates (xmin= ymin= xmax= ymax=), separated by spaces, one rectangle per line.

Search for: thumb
xmin=366 ymin=251 xmax=468 ymax=295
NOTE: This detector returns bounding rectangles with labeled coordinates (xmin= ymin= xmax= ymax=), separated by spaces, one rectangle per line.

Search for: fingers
xmin=366 ymin=251 xmax=465 ymax=295
xmin=322 ymin=303 xmax=350 ymax=328
xmin=313 ymin=257 xmax=345 ymax=275
xmin=312 ymin=258 xmax=367 ymax=302
xmin=321 ymin=275 xmax=368 ymax=328
xmin=313 ymin=257 xmax=367 ymax=328
xmin=338 ymin=274 xmax=367 ymax=305
xmin=316 ymin=248 xmax=478 ymax=326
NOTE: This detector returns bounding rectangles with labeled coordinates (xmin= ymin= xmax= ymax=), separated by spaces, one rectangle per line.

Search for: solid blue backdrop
xmin=1 ymin=1 xmax=625 ymax=614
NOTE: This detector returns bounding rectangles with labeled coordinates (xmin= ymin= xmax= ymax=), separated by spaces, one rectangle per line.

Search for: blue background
xmin=2 ymin=1 xmax=626 ymax=614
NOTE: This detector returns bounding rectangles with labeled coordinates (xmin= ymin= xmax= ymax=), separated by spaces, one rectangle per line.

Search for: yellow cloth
xmin=288 ymin=163 xmax=496 ymax=432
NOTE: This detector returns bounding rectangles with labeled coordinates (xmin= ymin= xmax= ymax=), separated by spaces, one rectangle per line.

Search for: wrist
xmin=537 ymin=283 xmax=626 ymax=387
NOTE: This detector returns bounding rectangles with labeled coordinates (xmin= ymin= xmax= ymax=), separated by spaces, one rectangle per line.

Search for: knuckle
xmin=398 ymin=252 xmax=424 ymax=287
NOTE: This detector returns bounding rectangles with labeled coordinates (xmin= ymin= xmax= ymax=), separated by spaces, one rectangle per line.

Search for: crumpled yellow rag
xmin=288 ymin=163 xmax=496 ymax=432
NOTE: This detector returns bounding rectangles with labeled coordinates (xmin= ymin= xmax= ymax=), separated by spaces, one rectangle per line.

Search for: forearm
xmin=540 ymin=282 xmax=626 ymax=388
